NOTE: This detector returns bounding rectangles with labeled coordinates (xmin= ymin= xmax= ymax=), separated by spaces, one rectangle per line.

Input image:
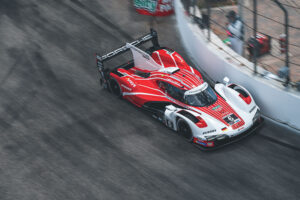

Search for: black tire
xmin=109 ymin=78 xmax=122 ymax=98
xmin=177 ymin=118 xmax=193 ymax=142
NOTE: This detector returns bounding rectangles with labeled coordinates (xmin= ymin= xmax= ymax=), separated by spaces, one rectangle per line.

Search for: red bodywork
xmin=110 ymin=49 xmax=202 ymax=106
xmin=110 ymin=49 xmax=245 ymax=128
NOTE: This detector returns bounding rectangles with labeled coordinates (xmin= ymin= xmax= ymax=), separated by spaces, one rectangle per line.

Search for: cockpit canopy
xmin=158 ymin=81 xmax=217 ymax=107
xmin=184 ymin=83 xmax=217 ymax=107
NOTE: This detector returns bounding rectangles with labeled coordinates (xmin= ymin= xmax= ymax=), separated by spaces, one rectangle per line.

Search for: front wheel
xmin=177 ymin=118 xmax=193 ymax=142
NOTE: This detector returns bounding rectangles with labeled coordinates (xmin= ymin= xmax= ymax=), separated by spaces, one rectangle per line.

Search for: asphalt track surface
xmin=0 ymin=1 xmax=300 ymax=200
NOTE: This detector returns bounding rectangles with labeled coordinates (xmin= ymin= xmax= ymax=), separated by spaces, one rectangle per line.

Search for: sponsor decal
xmin=134 ymin=0 xmax=174 ymax=16
xmin=158 ymin=0 xmax=173 ymax=12
xmin=232 ymin=120 xmax=245 ymax=130
xmin=222 ymin=127 xmax=228 ymax=132
xmin=134 ymin=0 xmax=158 ymax=13
xmin=212 ymin=105 xmax=221 ymax=111
xmin=196 ymin=140 xmax=207 ymax=146
xmin=223 ymin=114 xmax=240 ymax=125
xmin=203 ymin=129 xmax=216 ymax=135
xmin=126 ymin=78 xmax=136 ymax=88
xmin=219 ymin=109 xmax=227 ymax=114
xmin=238 ymin=126 xmax=245 ymax=131
xmin=207 ymin=142 xmax=214 ymax=147
xmin=98 ymin=34 xmax=153 ymax=61
xmin=121 ymin=84 xmax=132 ymax=91
xmin=212 ymin=105 xmax=227 ymax=114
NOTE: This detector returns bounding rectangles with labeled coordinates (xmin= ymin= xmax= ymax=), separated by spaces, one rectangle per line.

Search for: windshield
xmin=184 ymin=85 xmax=217 ymax=107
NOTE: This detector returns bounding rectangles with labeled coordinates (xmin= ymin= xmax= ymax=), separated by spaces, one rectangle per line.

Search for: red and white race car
xmin=96 ymin=30 xmax=263 ymax=149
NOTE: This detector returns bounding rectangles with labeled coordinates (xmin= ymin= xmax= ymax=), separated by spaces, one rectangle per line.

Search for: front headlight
xmin=253 ymin=109 xmax=261 ymax=122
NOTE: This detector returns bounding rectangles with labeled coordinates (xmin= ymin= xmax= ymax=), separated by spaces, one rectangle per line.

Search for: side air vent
xmin=134 ymin=71 xmax=151 ymax=78
xmin=177 ymin=110 xmax=199 ymax=123
xmin=112 ymin=71 xmax=124 ymax=77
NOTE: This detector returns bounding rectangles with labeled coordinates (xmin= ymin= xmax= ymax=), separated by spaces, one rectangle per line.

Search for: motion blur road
xmin=0 ymin=1 xmax=299 ymax=199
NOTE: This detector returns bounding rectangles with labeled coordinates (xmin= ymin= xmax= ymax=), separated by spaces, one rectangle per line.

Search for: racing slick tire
xmin=177 ymin=118 xmax=193 ymax=142
xmin=109 ymin=78 xmax=122 ymax=98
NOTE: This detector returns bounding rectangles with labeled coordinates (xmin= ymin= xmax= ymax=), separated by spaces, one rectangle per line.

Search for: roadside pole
xmin=238 ymin=0 xmax=245 ymax=56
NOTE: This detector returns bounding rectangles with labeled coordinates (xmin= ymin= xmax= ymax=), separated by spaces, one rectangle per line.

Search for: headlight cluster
xmin=253 ymin=109 xmax=261 ymax=122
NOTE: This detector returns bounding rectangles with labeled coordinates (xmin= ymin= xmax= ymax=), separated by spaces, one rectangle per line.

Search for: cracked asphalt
xmin=0 ymin=0 xmax=299 ymax=199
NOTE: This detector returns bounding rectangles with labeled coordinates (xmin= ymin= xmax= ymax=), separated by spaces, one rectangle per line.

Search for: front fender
xmin=215 ymin=83 xmax=257 ymax=113
xmin=164 ymin=108 xmax=223 ymax=139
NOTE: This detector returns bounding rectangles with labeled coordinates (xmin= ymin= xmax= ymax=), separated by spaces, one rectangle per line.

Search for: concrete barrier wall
xmin=175 ymin=0 xmax=300 ymax=130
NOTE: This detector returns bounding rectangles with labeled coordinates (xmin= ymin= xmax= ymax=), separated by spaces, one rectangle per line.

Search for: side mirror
xmin=223 ymin=77 xmax=230 ymax=86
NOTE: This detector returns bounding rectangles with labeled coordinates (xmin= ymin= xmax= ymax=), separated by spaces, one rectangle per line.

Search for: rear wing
xmin=96 ymin=29 xmax=160 ymax=87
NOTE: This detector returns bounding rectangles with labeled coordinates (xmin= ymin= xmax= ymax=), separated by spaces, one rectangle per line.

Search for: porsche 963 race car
xmin=96 ymin=29 xmax=263 ymax=149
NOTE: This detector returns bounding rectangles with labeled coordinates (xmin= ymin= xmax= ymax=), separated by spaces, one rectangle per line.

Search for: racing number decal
xmin=223 ymin=114 xmax=240 ymax=125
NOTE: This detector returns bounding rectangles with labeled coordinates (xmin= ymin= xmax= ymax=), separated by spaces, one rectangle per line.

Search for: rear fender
xmin=110 ymin=72 xmax=136 ymax=94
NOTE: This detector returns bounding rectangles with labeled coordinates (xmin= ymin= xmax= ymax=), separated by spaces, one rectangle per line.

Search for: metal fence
xmin=184 ymin=0 xmax=300 ymax=90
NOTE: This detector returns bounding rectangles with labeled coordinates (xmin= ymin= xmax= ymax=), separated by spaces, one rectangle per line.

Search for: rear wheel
xmin=177 ymin=118 xmax=193 ymax=142
xmin=109 ymin=78 xmax=122 ymax=98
